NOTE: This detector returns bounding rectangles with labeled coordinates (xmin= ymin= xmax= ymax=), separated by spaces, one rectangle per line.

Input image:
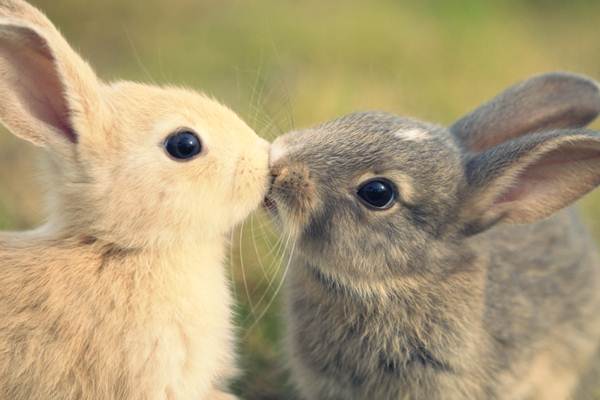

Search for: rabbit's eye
xmin=164 ymin=130 xmax=202 ymax=160
xmin=356 ymin=179 xmax=396 ymax=210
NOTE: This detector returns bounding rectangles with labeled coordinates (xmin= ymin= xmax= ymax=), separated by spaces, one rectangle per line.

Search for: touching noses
xmin=267 ymin=139 xmax=316 ymax=212
xmin=269 ymin=140 xmax=287 ymax=167
xmin=269 ymin=138 xmax=311 ymax=191
xmin=269 ymin=140 xmax=288 ymax=184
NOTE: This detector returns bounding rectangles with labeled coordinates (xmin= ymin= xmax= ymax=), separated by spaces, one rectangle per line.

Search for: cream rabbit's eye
xmin=164 ymin=130 xmax=202 ymax=161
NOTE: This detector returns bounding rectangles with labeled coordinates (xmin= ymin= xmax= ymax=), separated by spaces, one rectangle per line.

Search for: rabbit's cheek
xmin=228 ymin=145 xmax=270 ymax=224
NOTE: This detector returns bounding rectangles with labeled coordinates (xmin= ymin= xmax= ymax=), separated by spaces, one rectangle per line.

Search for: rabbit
xmin=266 ymin=72 xmax=600 ymax=400
xmin=0 ymin=1 xmax=270 ymax=399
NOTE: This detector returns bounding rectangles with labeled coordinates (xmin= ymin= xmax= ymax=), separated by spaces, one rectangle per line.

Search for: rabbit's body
xmin=285 ymin=209 xmax=600 ymax=399
xmin=268 ymin=74 xmax=600 ymax=399
xmin=0 ymin=229 xmax=235 ymax=399
xmin=483 ymin=211 xmax=600 ymax=399
xmin=0 ymin=1 xmax=269 ymax=398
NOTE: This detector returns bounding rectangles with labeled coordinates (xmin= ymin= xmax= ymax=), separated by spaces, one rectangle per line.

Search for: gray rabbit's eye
xmin=164 ymin=130 xmax=202 ymax=161
xmin=356 ymin=179 xmax=396 ymax=210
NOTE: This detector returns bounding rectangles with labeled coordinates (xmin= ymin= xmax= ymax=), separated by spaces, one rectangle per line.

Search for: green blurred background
xmin=2 ymin=1 xmax=600 ymax=398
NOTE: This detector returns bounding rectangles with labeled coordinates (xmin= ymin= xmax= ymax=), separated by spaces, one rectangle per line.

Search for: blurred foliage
xmin=1 ymin=0 xmax=600 ymax=398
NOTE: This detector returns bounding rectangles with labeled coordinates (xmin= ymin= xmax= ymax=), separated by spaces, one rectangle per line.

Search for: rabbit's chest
xmin=120 ymin=315 xmax=232 ymax=400
xmin=0 ymin=249 xmax=235 ymax=400
xmin=104 ymin=264 xmax=234 ymax=399
xmin=289 ymin=291 xmax=452 ymax=398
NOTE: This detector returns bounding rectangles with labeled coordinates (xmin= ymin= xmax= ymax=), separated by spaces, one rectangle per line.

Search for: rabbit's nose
xmin=271 ymin=163 xmax=311 ymax=190
xmin=270 ymin=164 xmax=288 ymax=186
xmin=269 ymin=139 xmax=291 ymax=186
xmin=269 ymin=140 xmax=287 ymax=167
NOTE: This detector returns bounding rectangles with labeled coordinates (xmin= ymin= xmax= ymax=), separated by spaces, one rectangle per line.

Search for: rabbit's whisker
xmin=238 ymin=218 xmax=256 ymax=316
xmin=123 ymin=27 xmax=157 ymax=86
xmin=250 ymin=213 xmax=270 ymax=284
xmin=243 ymin=225 xmax=287 ymax=309
xmin=228 ymin=227 xmax=239 ymax=305
xmin=245 ymin=233 xmax=296 ymax=336
xmin=241 ymin=229 xmax=288 ymax=327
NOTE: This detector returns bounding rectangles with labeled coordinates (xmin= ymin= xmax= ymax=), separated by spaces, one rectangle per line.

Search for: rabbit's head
xmin=0 ymin=1 xmax=269 ymax=248
xmin=268 ymin=73 xmax=600 ymax=289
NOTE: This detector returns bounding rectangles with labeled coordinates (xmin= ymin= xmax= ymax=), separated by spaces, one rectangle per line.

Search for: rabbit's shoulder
xmin=482 ymin=208 xmax=600 ymax=350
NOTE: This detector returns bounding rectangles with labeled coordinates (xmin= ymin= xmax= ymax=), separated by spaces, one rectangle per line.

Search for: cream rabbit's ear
xmin=0 ymin=3 xmax=101 ymax=148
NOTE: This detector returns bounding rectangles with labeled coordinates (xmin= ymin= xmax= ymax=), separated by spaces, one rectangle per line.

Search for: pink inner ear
xmin=0 ymin=27 xmax=77 ymax=143
xmin=22 ymin=55 xmax=77 ymax=143
xmin=495 ymin=145 xmax=600 ymax=206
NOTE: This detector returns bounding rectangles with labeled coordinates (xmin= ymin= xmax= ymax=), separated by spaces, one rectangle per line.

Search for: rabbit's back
xmin=481 ymin=208 xmax=600 ymax=398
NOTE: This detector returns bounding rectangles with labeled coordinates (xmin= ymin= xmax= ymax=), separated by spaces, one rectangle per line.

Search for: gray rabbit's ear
xmin=450 ymin=72 xmax=600 ymax=152
xmin=0 ymin=2 xmax=101 ymax=148
xmin=459 ymin=129 xmax=600 ymax=235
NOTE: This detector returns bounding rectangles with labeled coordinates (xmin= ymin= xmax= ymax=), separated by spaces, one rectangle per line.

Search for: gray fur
xmin=268 ymin=73 xmax=600 ymax=399
xmin=451 ymin=72 xmax=600 ymax=152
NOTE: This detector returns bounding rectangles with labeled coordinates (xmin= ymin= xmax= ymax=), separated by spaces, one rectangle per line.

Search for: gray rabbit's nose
xmin=269 ymin=136 xmax=313 ymax=197
xmin=269 ymin=163 xmax=288 ymax=186
xmin=269 ymin=139 xmax=292 ymax=183
xmin=269 ymin=140 xmax=288 ymax=167
xmin=269 ymin=143 xmax=286 ymax=183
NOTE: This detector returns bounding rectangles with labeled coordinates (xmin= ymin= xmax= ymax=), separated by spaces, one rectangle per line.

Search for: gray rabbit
xmin=266 ymin=73 xmax=600 ymax=400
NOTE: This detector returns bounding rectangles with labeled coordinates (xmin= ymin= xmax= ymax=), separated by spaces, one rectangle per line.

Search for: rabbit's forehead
xmin=282 ymin=113 xmax=459 ymax=175
xmin=103 ymin=82 xmax=253 ymax=144
xmin=393 ymin=128 xmax=431 ymax=142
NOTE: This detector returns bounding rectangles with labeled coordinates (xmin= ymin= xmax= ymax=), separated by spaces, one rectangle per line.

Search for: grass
xmin=2 ymin=0 xmax=600 ymax=398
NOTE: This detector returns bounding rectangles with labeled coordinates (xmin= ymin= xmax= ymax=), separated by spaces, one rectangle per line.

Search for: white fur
xmin=269 ymin=140 xmax=287 ymax=165
xmin=395 ymin=128 xmax=430 ymax=142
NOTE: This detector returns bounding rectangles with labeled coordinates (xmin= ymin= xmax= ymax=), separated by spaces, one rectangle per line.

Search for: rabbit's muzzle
xmin=267 ymin=160 xmax=318 ymax=226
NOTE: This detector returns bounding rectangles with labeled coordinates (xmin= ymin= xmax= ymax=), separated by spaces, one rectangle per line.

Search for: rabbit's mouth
xmin=263 ymin=195 xmax=278 ymax=214
xmin=263 ymin=169 xmax=280 ymax=214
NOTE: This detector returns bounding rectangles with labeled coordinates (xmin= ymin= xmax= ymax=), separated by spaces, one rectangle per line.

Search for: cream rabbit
xmin=0 ymin=1 xmax=269 ymax=399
